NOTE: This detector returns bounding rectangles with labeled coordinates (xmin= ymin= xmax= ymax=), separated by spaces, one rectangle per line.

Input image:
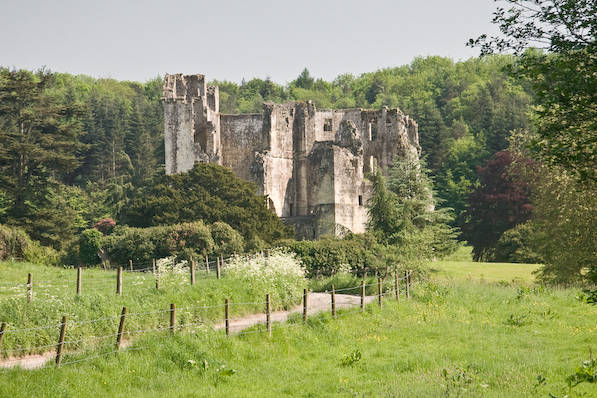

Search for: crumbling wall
xmin=163 ymin=73 xmax=421 ymax=239
xmin=220 ymin=114 xmax=264 ymax=182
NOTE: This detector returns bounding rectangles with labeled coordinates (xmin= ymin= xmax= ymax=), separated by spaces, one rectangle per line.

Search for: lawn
xmin=428 ymin=246 xmax=541 ymax=284
xmin=0 ymin=279 xmax=594 ymax=397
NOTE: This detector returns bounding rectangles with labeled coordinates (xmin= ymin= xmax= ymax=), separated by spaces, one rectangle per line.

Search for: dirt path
xmin=214 ymin=292 xmax=375 ymax=333
xmin=0 ymin=292 xmax=372 ymax=370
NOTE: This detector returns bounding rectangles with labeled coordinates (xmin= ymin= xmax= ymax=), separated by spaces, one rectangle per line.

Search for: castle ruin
xmin=162 ymin=73 xmax=421 ymax=239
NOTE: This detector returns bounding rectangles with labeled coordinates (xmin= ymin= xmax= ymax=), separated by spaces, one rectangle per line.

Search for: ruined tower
xmin=163 ymin=73 xmax=420 ymax=239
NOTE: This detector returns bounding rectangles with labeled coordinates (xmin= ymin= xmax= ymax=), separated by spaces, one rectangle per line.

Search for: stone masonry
xmin=163 ymin=73 xmax=421 ymax=239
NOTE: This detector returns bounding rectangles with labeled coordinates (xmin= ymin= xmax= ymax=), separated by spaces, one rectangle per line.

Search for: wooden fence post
xmin=360 ymin=280 xmax=365 ymax=312
xmin=116 ymin=266 xmax=123 ymax=296
xmin=55 ymin=316 xmax=67 ymax=367
xmin=378 ymin=277 xmax=383 ymax=309
xmin=116 ymin=306 xmax=127 ymax=348
xmin=170 ymin=303 xmax=176 ymax=332
xmin=129 ymin=259 xmax=133 ymax=272
xmin=190 ymin=259 xmax=196 ymax=285
xmin=27 ymin=273 xmax=33 ymax=303
xmin=76 ymin=267 xmax=82 ymax=296
xmin=408 ymin=270 xmax=413 ymax=297
xmin=266 ymin=294 xmax=271 ymax=337
xmin=152 ymin=258 xmax=156 ymax=274
xmin=225 ymin=298 xmax=230 ymax=337
xmin=154 ymin=259 xmax=160 ymax=290
xmin=394 ymin=267 xmax=399 ymax=300
xmin=205 ymin=254 xmax=209 ymax=273
xmin=216 ymin=256 xmax=221 ymax=280
xmin=0 ymin=322 xmax=6 ymax=349
xmin=331 ymin=284 xmax=336 ymax=318
xmin=405 ymin=270 xmax=410 ymax=299
xmin=303 ymin=289 xmax=308 ymax=322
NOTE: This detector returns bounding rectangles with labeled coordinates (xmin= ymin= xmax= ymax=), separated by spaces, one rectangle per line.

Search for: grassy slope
xmin=0 ymin=280 xmax=594 ymax=397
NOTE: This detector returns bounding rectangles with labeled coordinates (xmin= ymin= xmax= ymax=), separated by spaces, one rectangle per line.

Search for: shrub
xmin=224 ymin=250 xmax=306 ymax=309
xmin=494 ymin=222 xmax=543 ymax=263
xmin=0 ymin=224 xmax=58 ymax=265
xmin=0 ymin=224 xmax=31 ymax=261
xmin=210 ymin=222 xmax=244 ymax=256
xmin=166 ymin=221 xmax=214 ymax=260
xmin=278 ymin=233 xmax=397 ymax=278
xmin=101 ymin=222 xmax=245 ymax=268
xmin=79 ymin=228 xmax=104 ymax=265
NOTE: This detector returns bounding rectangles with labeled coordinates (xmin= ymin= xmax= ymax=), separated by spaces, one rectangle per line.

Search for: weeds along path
xmin=0 ymin=292 xmax=376 ymax=370
xmin=214 ymin=292 xmax=377 ymax=333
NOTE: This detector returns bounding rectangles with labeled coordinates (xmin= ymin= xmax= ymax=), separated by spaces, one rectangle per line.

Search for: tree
xmin=462 ymin=151 xmax=534 ymax=261
xmin=367 ymin=154 xmax=458 ymax=259
xmin=0 ymin=68 xmax=86 ymax=247
xmin=469 ymin=0 xmax=597 ymax=181
xmin=120 ymin=162 xmax=293 ymax=243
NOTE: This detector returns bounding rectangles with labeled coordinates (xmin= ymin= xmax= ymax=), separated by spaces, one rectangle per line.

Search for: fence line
xmin=0 ymin=268 xmax=414 ymax=369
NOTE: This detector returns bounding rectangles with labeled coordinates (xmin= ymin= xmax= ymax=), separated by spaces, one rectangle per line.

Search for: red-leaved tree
xmin=462 ymin=151 xmax=533 ymax=261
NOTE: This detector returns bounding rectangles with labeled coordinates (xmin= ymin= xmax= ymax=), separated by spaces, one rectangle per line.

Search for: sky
xmin=0 ymin=0 xmax=500 ymax=84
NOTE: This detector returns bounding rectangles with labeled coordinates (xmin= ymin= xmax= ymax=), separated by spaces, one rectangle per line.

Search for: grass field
xmin=0 ymin=255 xmax=305 ymax=356
xmin=0 ymin=279 xmax=594 ymax=397
xmin=1 ymin=253 xmax=595 ymax=397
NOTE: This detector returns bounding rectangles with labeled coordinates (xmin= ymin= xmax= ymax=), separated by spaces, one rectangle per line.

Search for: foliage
xmin=210 ymin=222 xmax=244 ymax=256
xmin=367 ymin=154 xmax=458 ymax=260
xmin=278 ymin=233 xmax=400 ymax=278
xmin=0 ymin=68 xmax=86 ymax=248
xmin=470 ymin=0 xmax=597 ymax=182
xmin=100 ymin=221 xmax=244 ymax=268
xmin=121 ymin=163 xmax=292 ymax=244
xmin=0 ymin=224 xmax=32 ymax=261
xmin=224 ymin=250 xmax=307 ymax=309
xmin=78 ymin=228 xmax=104 ymax=265
xmin=462 ymin=151 xmax=534 ymax=261
xmin=527 ymin=165 xmax=597 ymax=284
xmin=93 ymin=217 xmax=116 ymax=235
xmin=494 ymin=222 xmax=543 ymax=264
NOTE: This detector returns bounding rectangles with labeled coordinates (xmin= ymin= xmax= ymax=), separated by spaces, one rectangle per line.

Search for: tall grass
xmin=0 ymin=280 xmax=594 ymax=397
xmin=0 ymin=253 xmax=305 ymax=357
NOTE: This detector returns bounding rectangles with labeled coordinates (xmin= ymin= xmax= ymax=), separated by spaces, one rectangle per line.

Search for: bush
xmin=0 ymin=224 xmax=58 ymax=265
xmin=278 ymin=233 xmax=399 ymax=278
xmin=210 ymin=222 xmax=244 ymax=256
xmin=101 ymin=222 xmax=245 ymax=268
xmin=79 ymin=228 xmax=104 ymax=265
xmin=494 ymin=223 xmax=543 ymax=264
xmin=0 ymin=224 xmax=31 ymax=261
xmin=166 ymin=221 xmax=214 ymax=261
xmin=224 ymin=250 xmax=306 ymax=309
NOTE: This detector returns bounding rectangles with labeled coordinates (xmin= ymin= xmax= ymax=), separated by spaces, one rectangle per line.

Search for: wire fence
xmin=0 ymin=271 xmax=414 ymax=369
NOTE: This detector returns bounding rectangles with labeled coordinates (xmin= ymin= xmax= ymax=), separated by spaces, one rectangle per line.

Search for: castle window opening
xmin=358 ymin=195 xmax=363 ymax=206
xmin=289 ymin=203 xmax=294 ymax=217
xmin=323 ymin=118 xmax=333 ymax=132
xmin=368 ymin=119 xmax=378 ymax=141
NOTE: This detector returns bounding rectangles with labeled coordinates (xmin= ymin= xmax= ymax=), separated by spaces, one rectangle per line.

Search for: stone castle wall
xmin=163 ymin=74 xmax=420 ymax=239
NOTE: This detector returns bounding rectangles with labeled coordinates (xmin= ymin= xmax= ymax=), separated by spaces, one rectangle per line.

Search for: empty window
xmin=289 ymin=203 xmax=294 ymax=217
xmin=358 ymin=195 xmax=363 ymax=206
xmin=323 ymin=118 xmax=332 ymax=132
xmin=368 ymin=118 xmax=378 ymax=141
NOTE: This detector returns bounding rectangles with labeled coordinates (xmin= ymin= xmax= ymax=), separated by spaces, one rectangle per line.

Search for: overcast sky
xmin=0 ymin=0 xmax=499 ymax=84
